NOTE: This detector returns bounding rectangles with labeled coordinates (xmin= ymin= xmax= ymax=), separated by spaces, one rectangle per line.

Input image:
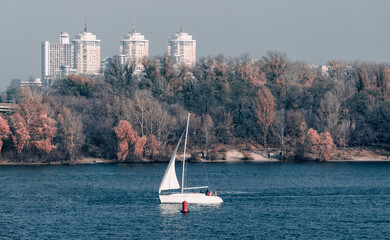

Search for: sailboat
xmin=159 ymin=113 xmax=223 ymax=204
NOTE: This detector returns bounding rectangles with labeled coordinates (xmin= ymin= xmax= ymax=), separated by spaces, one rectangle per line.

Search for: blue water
xmin=1 ymin=162 xmax=390 ymax=239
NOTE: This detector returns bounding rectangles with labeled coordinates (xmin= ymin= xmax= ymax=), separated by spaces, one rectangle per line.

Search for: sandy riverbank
xmin=194 ymin=150 xmax=279 ymax=163
xmin=328 ymin=147 xmax=390 ymax=162
xmin=74 ymin=147 xmax=390 ymax=164
xmin=0 ymin=147 xmax=389 ymax=165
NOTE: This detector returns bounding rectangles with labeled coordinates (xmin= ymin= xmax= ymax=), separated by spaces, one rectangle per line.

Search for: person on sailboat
xmin=206 ymin=190 xmax=210 ymax=196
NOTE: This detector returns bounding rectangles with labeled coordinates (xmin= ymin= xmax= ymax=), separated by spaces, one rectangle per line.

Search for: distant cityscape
xmin=11 ymin=23 xmax=334 ymax=90
xmin=12 ymin=23 xmax=196 ymax=89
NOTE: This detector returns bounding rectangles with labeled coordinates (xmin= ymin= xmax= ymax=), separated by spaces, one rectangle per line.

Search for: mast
xmin=181 ymin=113 xmax=190 ymax=194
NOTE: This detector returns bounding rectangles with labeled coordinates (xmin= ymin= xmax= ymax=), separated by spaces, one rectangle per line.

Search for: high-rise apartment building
xmin=120 ymin=26 xmax=149 ymax=64
xmin=168 ymin=26 xmax=196 ymax=67
xmin=72 ymin=26 xmax=101 ymax=74
xmin=41 ymin=32 xmax=73 ymax=86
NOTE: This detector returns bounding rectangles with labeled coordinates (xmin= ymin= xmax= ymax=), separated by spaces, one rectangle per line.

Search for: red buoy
xmin=181 ymin=201 xmax=189 ymax=213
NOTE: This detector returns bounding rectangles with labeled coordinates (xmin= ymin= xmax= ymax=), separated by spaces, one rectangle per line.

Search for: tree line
xmin=1 ymin=51 xmax=390 ymax=163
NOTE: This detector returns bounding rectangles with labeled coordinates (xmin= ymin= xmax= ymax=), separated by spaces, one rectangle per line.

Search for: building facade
xmin=11 ymin=77 xmax=42 ymax=89
xmin=168 ymin=27 xmax=196 ymax=67
xmin=120 ymin=26 xmax=149 ymax=64
xmin=72 ymin=27 xmax=101 ymax=74
xmin=41 ymin=32 xmax=73 ymax=86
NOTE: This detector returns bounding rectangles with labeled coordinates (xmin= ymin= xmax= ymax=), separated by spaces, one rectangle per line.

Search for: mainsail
xmin=158 ymin=132 xmax=184 ymax=194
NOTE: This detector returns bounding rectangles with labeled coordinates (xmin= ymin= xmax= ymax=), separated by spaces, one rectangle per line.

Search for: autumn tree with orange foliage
xmin=9 ymin=113 xmax=30 ymax=154
xmin=237 ymin=61 xmax=265 ymax=87
xmin=114 ymin=120 xmax=137 ymax=161
xmin=19 ymin=90 xmax=57 ymax=154
xmin=147 ymin=134 xmax=160 ymax=159
xmin=319 ymin=132 xmax=335 ymax=161
xmin=297 ymin=63 xmax=316 ymax=87
xmin=255 ymin=85 xmax=276 ymax=148
xmin=10 ymin=89 xmax=57 ymax=155
xmin=307 ymin=128 xmax=335 ymax=161
xmin=0 ymin=116 xmax=11 ymax=152
xmin=114 ymin=120 xmax=147 ymax=160
xmin=30 ymin=113 xmax=57 ymax=154
xmin=134 ymin=136 xmax=147 ymax=157
xmin=307 ymin=128 xmax=321 ymax=156
xmin=376 ymin=65 xmax=390 ymax=97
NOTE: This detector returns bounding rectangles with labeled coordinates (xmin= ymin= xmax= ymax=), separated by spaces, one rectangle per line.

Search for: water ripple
xmin=1 ymin=163 xmax=390 ymax=239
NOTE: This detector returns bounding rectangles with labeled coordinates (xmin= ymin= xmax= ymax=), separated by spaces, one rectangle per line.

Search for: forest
xmin=1 ymin=51 xmax=390 ymax=163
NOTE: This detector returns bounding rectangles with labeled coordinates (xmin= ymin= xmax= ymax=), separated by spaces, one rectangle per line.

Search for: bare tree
xmin=104 ymin=58 xmax=136 ymax=97
xmin=317 ymin=90 xmax=342 ymax=139
xmin=271 ymin=109 xmax=286 ymax=155
xmin=283 ymin=61 xmax=316 ymax=87
xmin=261 ymin=51 xmax=288 ymax=85
xmin=255 ymin=85 xmax=276 ymax=148
xmin=338 ymin=119 xmax=351 ymax=154
xmin=57 ymin=107 xmax=84 ymax=160
xmin=201 ymin=114 xmax=214 ymax=159
xmin=130 ymin=90 xmax=175 ymax=153
xmin=355 ymin=66 xmax=370 ymax=92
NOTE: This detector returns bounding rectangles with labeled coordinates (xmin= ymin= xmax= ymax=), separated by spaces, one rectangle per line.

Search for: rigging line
xmin=185 ymin=115 xmax=192 ymax=191
xmin=184 ymin=129 xmax=187 ymax=190
xmin=185 ymin=148 xmax=188 ymax=190
xmin=184 ymin=126 xmax=189 ymax=192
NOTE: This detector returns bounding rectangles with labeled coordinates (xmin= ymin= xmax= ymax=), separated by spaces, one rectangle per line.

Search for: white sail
xmin=158 ymin=132 xmax=184 ymax=194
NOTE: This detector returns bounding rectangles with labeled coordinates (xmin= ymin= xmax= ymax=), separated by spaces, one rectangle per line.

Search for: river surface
xmin=1 ymin=162 xmax=390 ymax=239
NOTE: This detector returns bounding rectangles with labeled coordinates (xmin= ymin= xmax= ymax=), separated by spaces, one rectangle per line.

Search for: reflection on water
xmin=159 ymin=202 xmax=222 ymax=216
xmin=159 ymin=204 xmax=181 ymax=215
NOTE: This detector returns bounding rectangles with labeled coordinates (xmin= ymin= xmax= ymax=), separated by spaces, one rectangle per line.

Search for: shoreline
xmin=1 ymin=148 xmax=389 ymax=166
xmin=1 ymin=159 xmax=388 ymax=166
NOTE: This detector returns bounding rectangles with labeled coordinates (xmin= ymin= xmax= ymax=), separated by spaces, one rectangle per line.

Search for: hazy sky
xmin=0 ymin=0 xmax=389 ymax=91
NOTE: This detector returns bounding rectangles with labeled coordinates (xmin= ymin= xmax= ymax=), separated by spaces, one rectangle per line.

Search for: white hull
xmin=159 ymin=193 xmax=223 ymax=204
